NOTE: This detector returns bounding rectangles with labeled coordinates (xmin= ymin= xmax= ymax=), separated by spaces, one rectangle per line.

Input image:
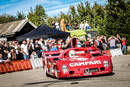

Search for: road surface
xmin=0 ymin=55 xmax=130 ymax=87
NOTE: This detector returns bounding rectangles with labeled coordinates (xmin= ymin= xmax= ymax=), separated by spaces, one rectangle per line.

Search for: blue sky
xmin=0 ymin=0 xmax=107 ymax=17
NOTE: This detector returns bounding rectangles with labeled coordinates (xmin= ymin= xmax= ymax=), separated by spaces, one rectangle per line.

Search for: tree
xmin=77 ymin=2 xmax=86 ymax=22
xmin=69 ymin=6 xmax=78 ymax=29
xmin=0 ymin=14 xmax=17 ymax=24
xmin=16 ymin=11 xmax=25 ymax=20
xmin=104 ymin=0 xmax=126 ymax=35
xmin=27 ymin=5 xmax=46 ymax=26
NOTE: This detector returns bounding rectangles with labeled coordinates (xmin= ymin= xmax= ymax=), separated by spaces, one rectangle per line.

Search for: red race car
xmin=42 ymin=47 xmax=113 ymax=78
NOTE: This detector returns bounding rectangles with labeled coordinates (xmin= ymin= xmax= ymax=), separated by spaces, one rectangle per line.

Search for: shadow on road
xmin=25 ymin=72 xmax=115 ymax=87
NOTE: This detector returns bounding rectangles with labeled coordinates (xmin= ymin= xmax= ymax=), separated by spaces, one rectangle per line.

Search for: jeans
xmin=122 ymin=45 xmax=126 ymax=54
xmin=36 ymin=51 xmax=41 ymax=58
xmin=23 ymin=54 xmax=29 ymax=60
xmin=110 ymin=46 xmax=115 ymax=49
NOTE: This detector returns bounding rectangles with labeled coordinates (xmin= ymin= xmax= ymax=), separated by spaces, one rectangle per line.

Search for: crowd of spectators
xmin=91 ymin=34 xmax=127 ymax=54
xmin=0 ymin=34 xmax=127 ymax=63
xmin=52 ymin=21 xmax=91 ymax=31
xmin=0 ymin=37 xmax=71 ymax=63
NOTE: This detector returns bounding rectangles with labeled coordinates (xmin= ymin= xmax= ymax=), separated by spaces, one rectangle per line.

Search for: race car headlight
xmin=103 ymin=61 xmax=109 ymax=67
xmin=62 ymin=65 xmax=68 ymax=73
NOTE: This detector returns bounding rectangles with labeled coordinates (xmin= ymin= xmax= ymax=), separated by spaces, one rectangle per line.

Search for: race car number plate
xmin=84 ymin=72 xmax=92 ymax=75
xmin=84 ymin=68 xmax=92 ymax=75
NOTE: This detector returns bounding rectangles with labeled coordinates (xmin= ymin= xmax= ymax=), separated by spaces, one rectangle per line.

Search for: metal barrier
xmin=30 ymin=58 xmax=43 ymax=69
xmin=0 ymin=60 xmax=32 ymax=74
xmin=110 ymin=48 xmax=123 ymax=57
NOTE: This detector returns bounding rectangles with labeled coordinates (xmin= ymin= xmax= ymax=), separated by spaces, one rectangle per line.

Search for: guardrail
xmin=0 ymin=58 xmax=43 ymax=75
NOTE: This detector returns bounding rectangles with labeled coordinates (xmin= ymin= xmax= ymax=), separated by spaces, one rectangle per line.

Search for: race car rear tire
xmin=46 ymin=72 xmax=50 ymax=77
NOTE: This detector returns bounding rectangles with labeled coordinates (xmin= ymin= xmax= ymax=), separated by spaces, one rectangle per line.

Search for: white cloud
xmin=47 ymin=7 xmax=69 ymax=17
xmin=46 ymin=1 xmax=82 ymax=17
xmin=0 ymin=0 xmax=106 ymax=17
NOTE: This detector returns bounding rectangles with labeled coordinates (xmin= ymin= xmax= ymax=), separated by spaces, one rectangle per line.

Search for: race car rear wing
xmin=43 ymin=50 xmax=61 ymax=57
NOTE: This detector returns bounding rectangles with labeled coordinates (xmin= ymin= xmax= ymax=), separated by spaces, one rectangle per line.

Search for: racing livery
xmin=42 ymin=47 xmax=113 ymax=78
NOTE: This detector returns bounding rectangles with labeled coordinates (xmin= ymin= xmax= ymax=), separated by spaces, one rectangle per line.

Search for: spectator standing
xmin=55 ymin=22 xmax=60 ymax=30
xmin=28 ymin=43 xmax=34 ymax=58
xmin=84 ymin=37 xmax=92 ymax=47
xmin=116 ymin=34 xmax=122 ymax=48
xmin=60 ymin=19 xmax=67 ymax=32
xmin=121 ymin=37 xmax=127 ymax=54
xmin=26 ymin=38 xmax=30 ymax=45
xmin=101 ymin=35 xmax=107 ymax=50
xmin=63 ymin=36 xmax=72 ymax=49
xmin=30 ymin=51 xmax=38 ymax=59
xmin=57 ymin=39 xmax=63 ymax=50
xmin=77 ymin=39 xmax=82 ymax=47
xmin=108 ymin=36 xmax=116 ymax=49
xmin=74 ymin=23 xmax=79 ymax=30
xmin=16 ymin=44 xmax=24 ymax=60
xmin=80 ymin=36 xmax=85 ymax=47
xmin=38 ymin=38 xmax=47 ymax=51
xmin=2 ymin=50 xmax=10 ymax=61
xmin=34 ymin=40 xmax=41 ymax=57
xmin=66 ymin=23 xmax=71 ymax=31
xmin=80 ymin=22 xmax=84 ymax=30
xmin=50 ymin=43 xmax=58 ymax=51
xmin=10 ymin=49 xmax=17 ymax=61
xmin=0 ymin=54 xmax=4 ymax=63
xmin=92 ymin=36 xmax=97 ymax=47
xmin=21 ymin=41 xmax=29 ymax=60
xmin=38 ymin=38 xmax=43 ymax=47
xmin=30 ymin=39 xmax=35 ymax=50
xmin=97 ymin=36 xmax=104 ymax=50
xmin=84 ymin=21 xmax=91 ymax=30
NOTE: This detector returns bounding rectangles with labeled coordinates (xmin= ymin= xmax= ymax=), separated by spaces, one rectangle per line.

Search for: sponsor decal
xmin=69 ymin=60 xmax=101 ymax=67
xmin=96 ymin=71 xmax=109 ymax=74
xmin=76 ymin=58 xmax=88 ymax=61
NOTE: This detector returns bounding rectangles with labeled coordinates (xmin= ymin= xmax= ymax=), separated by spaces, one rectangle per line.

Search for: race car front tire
xmin=54 ymin=68 xmax=59 ymax=79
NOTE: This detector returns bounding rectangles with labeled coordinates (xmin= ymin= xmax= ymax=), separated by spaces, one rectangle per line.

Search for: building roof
xmin=0 ymin=19 xmax=37 ymax=36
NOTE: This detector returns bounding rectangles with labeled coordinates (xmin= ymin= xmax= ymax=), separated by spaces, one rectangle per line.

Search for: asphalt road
xmin=0 ymin=55 xmax=130 ymax=87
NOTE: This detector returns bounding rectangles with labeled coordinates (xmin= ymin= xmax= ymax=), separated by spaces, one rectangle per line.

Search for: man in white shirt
xmin=55 ymin=22 xmax=60 ymax=30
xmin=38 ymin=38 xmax=47 ymax=51
xmin=108 ymin=36 xmax=116 ymax=49
xmin=21 ymin=41 xmax=29 ymax=60
xmin=80 ymin=22 xmax=84 ymax=30
xmin=84 ymin=21 xmax=91 ymax=30
xmin=0 ymin=54 xmax=5 ymax=63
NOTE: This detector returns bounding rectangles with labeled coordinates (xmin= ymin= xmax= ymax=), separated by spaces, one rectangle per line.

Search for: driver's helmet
xmin=69 ymin=50 xmax=76 ymax=57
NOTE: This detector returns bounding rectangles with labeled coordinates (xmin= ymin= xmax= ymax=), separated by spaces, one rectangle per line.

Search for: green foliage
xmin=27 ymin=5 xmax=46 ymax=26
xmin=16 ymin=11 xmax=25 ymax=20
xmin=0 ymin=14 xmax=16 ymax=23
xmin=0 ymin=11 xmax=26 ymax=24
